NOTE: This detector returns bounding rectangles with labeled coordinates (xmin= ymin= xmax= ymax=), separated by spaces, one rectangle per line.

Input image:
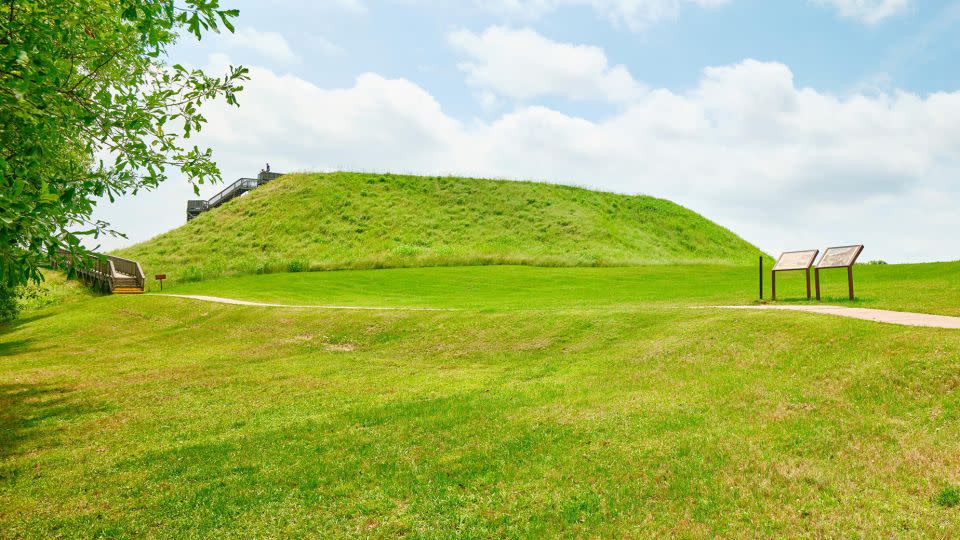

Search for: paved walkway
xmin=150 ymin=294 xmax=453 ymax=311
xmin=151 ymin=295 xmax=960 ymax=328
xmin=712 ymin=305 xmax=960 ymax=329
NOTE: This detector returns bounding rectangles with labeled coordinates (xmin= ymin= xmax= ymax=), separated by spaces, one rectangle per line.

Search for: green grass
xmin=165 ymin=260 xmax=960 ymax=315
xmin=3 ymin=263 xmax=960 ymax=537
xmin=764 ymin=260 xmax=960 ymax=316
xmin=113 ymin=172 xmax=765 ymax=284
xmin=14 ymin=270 xmax=98 ymax=312
xmin=936 ymin=487 xmax=960 ymax=508
xmin=168 ymin=264 xmax=760 ymax=310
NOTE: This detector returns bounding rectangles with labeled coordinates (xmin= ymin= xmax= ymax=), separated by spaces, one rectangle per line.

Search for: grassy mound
xmin=114 ymin=172 xmax=763 ymax=283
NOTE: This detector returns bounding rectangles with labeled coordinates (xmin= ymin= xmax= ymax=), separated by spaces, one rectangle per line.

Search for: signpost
xmin=155 ymin=274 xmax=166 ymax=291
xmin=759 ymin=256 xmax=763 ymax=300
xmin=771 ymin=250 xmax=819 ymax=301
xmin=814 ymin=245 xmax=864 ymax=300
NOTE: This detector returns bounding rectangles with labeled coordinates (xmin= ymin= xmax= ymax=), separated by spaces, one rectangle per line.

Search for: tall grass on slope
xmin=115 ymin=172 xmax=765 ymax=284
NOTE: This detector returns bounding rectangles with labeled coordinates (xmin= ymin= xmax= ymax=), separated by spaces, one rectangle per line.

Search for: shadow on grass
xmin=0 ymin=384 xmax=110 ymax=462
xmin=0 ymin=312 xmax=60 ymax=358
xmin=0 ymin=339 xmax=39 ymax=357
xmin=0 ymin=311 xmax=54 ymax=332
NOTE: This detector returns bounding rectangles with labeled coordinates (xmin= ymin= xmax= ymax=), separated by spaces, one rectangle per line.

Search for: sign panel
xmin=816 ymin=245 xmax=863 ymax=269
xmin=773 ymin=250 xmax=818 ymax=271
xmin=155 ymin=274 xmax=167 ymax=280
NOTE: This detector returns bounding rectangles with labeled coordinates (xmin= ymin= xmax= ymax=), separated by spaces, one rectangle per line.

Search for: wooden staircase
xmin=59 ymin=251 xmax=146 ymax=294
xmin=112 ymin=272 xmax=145 ymax=294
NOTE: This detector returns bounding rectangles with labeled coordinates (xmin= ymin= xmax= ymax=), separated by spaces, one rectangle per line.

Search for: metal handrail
xmin=206 ymin=178 xmax=258 ymax=208
xmin=187 ymin=171 xmax=282 ymax=220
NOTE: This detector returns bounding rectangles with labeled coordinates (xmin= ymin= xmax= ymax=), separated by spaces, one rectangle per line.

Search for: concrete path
xmin=150 ymin=295 xmax=959 ymax=328
xmin=712 ymin=305 xmax=960 ymax=329
xmin=150 ymin=294 xmax=453 ymax=311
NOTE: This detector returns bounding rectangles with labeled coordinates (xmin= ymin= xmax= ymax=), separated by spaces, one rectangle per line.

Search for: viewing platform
xmin=187 ymin=167 xmax=283 ymax=221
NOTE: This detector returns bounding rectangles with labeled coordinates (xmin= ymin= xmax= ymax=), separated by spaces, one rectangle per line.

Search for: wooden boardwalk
xmin=61 ymin=251 xmax=146 ymax=294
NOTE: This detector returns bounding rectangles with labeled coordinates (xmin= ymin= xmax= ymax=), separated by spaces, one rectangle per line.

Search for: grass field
xmin=113 ymin=172 xmax=765 ymax=284
xmin=3 ymin=262 xmax=960 ymax=537
xmin=168 ymin=260 xmax=960 ymax=315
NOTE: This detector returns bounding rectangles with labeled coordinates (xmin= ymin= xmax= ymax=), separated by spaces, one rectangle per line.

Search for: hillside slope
xmin=115 ymin=172 xmax=764 ymax=282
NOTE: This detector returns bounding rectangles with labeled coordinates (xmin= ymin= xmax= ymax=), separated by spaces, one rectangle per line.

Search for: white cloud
xmin=477 ymin=90 xmax=500 ymax=111
xmin=218 ymin=27 xmax=302 ymax=64
xmin=307 ymin=35 xmax=345 ymax=58
xmin=449 ymin=27 xmax=645 ymax=102
xmin=330 ymin=0 xmax=367 ymax=14
xmin=96 ymin=55 xmax=960 ymax=263
xmin=815 ymin=0 xmax=912 ymax=23
xmin=476 ymin=0 xmax=729 ymax=30
xmin=479 ymin=0 xmax=913 ymax=27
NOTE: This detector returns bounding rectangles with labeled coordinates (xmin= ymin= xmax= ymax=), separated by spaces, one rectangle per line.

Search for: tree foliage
xmin=0 ymin=281 xmax=15 ymax=322
xmin=0 ymin=0 xmax=247 ymax=288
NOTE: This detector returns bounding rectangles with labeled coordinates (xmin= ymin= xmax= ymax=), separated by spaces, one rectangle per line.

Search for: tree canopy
xmin=0 ymin=0 xmax=247 ymax=292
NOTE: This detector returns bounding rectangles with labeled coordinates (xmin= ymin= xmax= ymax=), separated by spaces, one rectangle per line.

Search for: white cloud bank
xmin=449 ymin=26 xmax=645 ymax=102
xmin=816 ymin=0 xmax=912 ymax=23
xmin=478 ymin=0 xmax=912 ymax=27
xmin=224 ymin=27 xmax=302 ymax=64
xmin=476 ymin=0 xmax=729 ymax=29
xmin=329 ymin=0 xmax=367 ymax=14
xmin=96 ymin=51 xmax=960 ymax=262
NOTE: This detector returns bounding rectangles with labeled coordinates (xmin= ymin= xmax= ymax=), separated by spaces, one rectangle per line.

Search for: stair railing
xmin=106 ymin=259 xmax=117 ymax=292
xmin=56 ymin=249 xmax=145 ymax=291
xmin=109 ymin=255 xmax=146 ymax=289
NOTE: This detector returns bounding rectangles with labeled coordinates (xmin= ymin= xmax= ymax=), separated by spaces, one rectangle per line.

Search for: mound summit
xmin=115 ymin=172 xmax=764 ymax=283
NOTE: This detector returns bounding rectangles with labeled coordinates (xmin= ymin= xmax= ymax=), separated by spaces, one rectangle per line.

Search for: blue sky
xmin=95 ymin=0 xmax=960 ymax=263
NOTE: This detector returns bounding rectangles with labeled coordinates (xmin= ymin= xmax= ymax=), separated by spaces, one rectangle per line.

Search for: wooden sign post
xmin=155 ymin=274 xmax=166 ymax=291
xmin=771 ymin=250 xmax=819 ymax=301
xmin=814 ymin=245 xmax=864 ymax=300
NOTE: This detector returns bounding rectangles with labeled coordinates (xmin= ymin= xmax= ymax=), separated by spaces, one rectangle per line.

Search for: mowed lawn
xmin=169 ymin=261 xmax=960 ymax=315
xmin=2 ymin=263 xmax=960 ymax=537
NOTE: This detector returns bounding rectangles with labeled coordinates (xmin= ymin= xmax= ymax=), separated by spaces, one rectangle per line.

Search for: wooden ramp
xmin=61 ymin=252 xmax=146 ymax=294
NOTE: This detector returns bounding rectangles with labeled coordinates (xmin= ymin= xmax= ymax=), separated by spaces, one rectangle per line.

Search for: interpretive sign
xmin=773 ymin=250 xmax=819 ymax=271
xmin=771 ymin=250 xmax=818 ymax=301
xmin=155 ymin=274 xmax=166 ymax=291
xmin=816 ymin=245 xmax=863 ymax=269
xmin=815 ymin=245 xmax=864 ymax=300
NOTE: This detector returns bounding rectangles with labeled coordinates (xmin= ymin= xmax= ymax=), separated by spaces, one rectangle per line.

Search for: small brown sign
xmin=773 ymin=250 xmax=818 ymax=271
xmin=816 ymin=245 xmax=864 ymax=269
xmin=155 ymin=274 xmax=166 ymax=280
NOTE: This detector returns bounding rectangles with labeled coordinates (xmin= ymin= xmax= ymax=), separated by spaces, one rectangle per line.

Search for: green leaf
xmin=0 ymin=0 xmax=244 ymax=294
